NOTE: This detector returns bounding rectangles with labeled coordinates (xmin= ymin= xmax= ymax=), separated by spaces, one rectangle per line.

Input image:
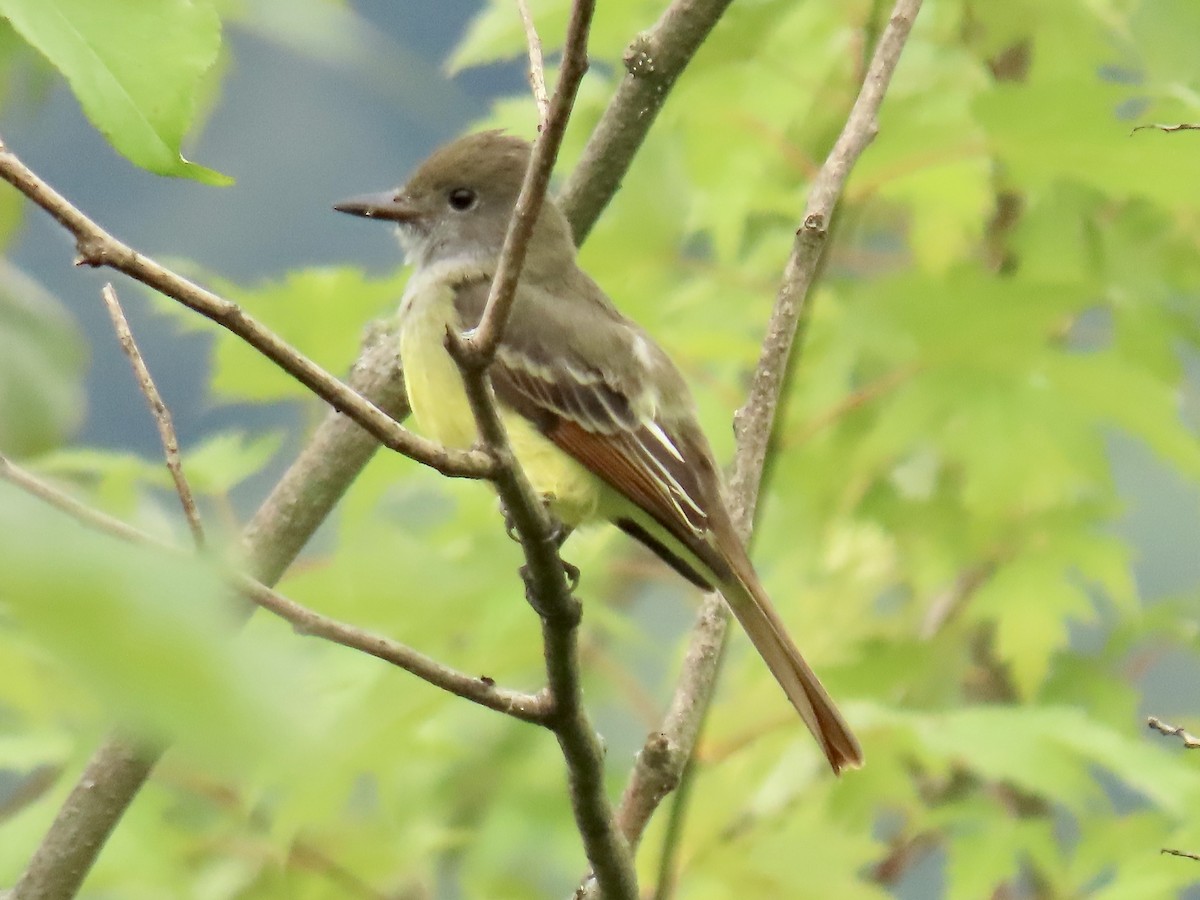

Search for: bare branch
xmin=100 ymin=283 xmax=206 ymax=546
xmin=1162 ymin=848 xmax=1200 ymax=862
xmin=0 ymin=453 xmax=165 ymax=550
xmin=13 ymin=329 xmax=407 ymax=899
xmin=1148 ymin=716 xmax=1200 ymax=749
xmin=0 ymin=138 xmax=491 ymax=483
xmin=517 ymin=0 xmax=550 ymax=128
xmin=919 ymin=561 xmax=998 ymax=639
xmin=558 ymin=0 xmax=736 ymax=243
xmin=0 ymin=449 xmax=548 ymax=724
xmin=9 ymin=734 xmax=161 ymax=900
xmin=230 ymin=568 xmax=550 ymax=723
xmin=591 ymin=0 xmax=925 ymax=881
xmin=730 ymin=0 xmax=923 ymax=517
xmin=466 ymin=0 xmax=594 ymax=360
xmin=240 ymin=325 xmax=409 ymax=583
xmin=450 ymin=2 xmax=638 ymax=896
xmin=1131 ymin=122 xmax=1200 ymax=135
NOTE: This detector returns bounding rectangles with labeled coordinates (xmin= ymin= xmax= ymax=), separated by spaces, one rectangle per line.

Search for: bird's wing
xmin=453 ymin=281 xmax=863 ymax=773
xmin=453 ymin=278 xmax=723 ymax=574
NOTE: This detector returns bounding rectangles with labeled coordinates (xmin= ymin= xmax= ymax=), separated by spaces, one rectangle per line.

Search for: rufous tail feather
xmin=718 ymin=568 xmax=863 ymax=774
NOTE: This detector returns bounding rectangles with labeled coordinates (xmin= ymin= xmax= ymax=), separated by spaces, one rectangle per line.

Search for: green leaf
xmin=904 ymin=706 xmax=1200 ymax=816
xmin=182 ymin=430 xmax=283 ymax=494
xmin=1129 ymin=0 xmax=1200 ymax=86
xmin=945 ymin=817 xmax=1055 ymax=900
xmin=35 ymin=431 xmax=281 ymax=505
xmin=189 ymin=267 xmax=409 ymax=404
xmin=971 ymin=556 xmax=1094 ymax=698
xmin=31 ymin=446 xmax=166 ymax=517
xmin=0 ymin=0 xmax=229 ymax=183
xmin=0 ymin=485 xmax=299 ymax=760
xmin=447 ymin=0 xmax=552 ymax=73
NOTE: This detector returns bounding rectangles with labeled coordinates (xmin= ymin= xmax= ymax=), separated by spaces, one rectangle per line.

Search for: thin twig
xmin=10 ymin=324 xmax=415 ymax=900
xmin=588 ymin=0 xmax=925 ymax=887
xmin=0 ymin=138 xmax=491 ymax=483
xmin=558 ymin=0 xmax=736 ymax=243
xmin=466 ymin=1 xmax=594 ymax=360
xmin=919 ymin=560 xmax=998 ymax=639
xmin=1162 ymin=848 xmax=1200 ymax=862
xmin=451 ymin=2 xmax=638 ymax=896
xmin=100 ymin=283 xmax=206 ymax=547
xmin=0 ymin=452 xmax=548 ymax=724
xmin=790 ymin=363 xmax=918 ymax=446
xmin=230 ymin=567 xmax=549 ymax=723
xmin=1148 ymin=716 xmax=1200 ymax=749
xmin=651 ymin=750 xmax=699 ymax=900
xmin=1131 ymin=123 xmax=1200 ymax=135
xmin=731 ymin=0 xmax=923 ymax=510
xmin=0 ymin=453 xmax=162 ymax=549
xmin=517 ymin=0 xmax=551 ymax=128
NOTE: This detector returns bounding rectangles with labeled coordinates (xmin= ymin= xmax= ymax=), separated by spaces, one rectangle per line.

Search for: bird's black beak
xmin=333 ymin=190 xmax=419 ymax=223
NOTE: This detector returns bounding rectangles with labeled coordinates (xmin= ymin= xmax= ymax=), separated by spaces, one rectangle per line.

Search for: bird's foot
xmin=519 ymin=560 xmax=582 ymax=623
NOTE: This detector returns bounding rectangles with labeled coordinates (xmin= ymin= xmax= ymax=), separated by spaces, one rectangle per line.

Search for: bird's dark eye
xmin=448 ymin=188 xmax=477 ymax=211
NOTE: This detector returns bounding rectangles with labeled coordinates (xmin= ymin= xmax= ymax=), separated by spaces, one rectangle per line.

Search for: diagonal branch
xmin=0 ymin=140 xmax=491 ymax=482
xmin=466 ymin=0 xmax=594 ymax=360
xmin=1148 ymin=716 xmax=1200 ymax=749
xmin=516 ymin=0 xmax=551 ymax=128
xmin=558 ymin=0 xmax=736 ymax=243
xmin=100 ymin=283 xmax=206 ymax=547
xmin=0 ymin=453 xmax=549 ymax=724
xmin=589 ymin=0 xmax=925 ymax=885
xmin=10 ymin=330 xmax=410 ymax=900
xmin=230 ymin=567 xmax=549 ymax=723
xmin=0 ymin=453 xmax=162 ymax=550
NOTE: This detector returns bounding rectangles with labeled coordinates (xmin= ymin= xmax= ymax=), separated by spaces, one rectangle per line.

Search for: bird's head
xmin=334 ymin=130 xmax=575 ymax=274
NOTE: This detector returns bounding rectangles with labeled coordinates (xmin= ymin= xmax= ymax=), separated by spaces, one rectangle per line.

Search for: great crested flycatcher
xmin=335 ymin=131 xmax=862 ymax=773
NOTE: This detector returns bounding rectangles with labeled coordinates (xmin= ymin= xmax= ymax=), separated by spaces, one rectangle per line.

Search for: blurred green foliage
xmin=0 ymin=0 xmax=228 ymax=183
xmin=2 ymin=0 xmax=1200 ymax=897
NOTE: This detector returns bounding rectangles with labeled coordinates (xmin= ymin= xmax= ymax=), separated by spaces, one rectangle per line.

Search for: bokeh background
xmin=3 ymin=1 xmax=1200 ymax=897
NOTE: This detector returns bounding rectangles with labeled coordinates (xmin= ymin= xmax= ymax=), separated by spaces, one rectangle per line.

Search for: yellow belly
xmin=399 ymin=281 xmax=601 ymax=526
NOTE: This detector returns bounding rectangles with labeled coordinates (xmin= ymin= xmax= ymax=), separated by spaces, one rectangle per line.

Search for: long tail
xmin=717 ymin=562 xmax=863 ymax=774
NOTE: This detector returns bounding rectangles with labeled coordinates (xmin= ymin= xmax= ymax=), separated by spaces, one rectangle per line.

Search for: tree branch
xmin=466 ymin=0 xmax=593 ymax=359
xmin=1148 ymin=716 xmax=1200 ymax=749
xmin=516 ymin=0 xmax=550 ymax=128
xmin=589 ymin=0 xmax=925 ymax=884
xmin=452 ymin=3 xmax=638 ymax=896
xmin=12 ymin=328 xmax=409 ymax=899
xmin=1162 ymin=848 xmax=1200 ymax=862
xmin=0 ymin=452 xmax=550 ymax=724
xmin=100 ymin=283 xmax=206 ymax=547
xmin=0 ymin=453 xmax=164 ymax=550
xmin=0 ymin=139 xmax=491 ymax=482
xmin=557 ymin=0 xmax=735 ymax=243
xmin=8 ymin=735 xmax=161 ymax=900
xmin=231 ymin=567 xmax=550 ymax=723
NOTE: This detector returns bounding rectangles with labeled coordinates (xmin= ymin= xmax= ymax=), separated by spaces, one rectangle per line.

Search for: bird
xmin=334 ymin=131 xmax=862 ymax=773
